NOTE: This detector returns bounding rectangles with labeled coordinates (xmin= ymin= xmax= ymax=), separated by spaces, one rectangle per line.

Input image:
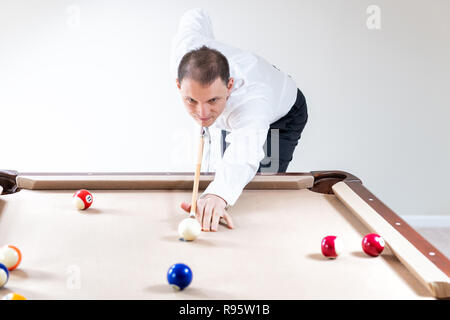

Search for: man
xmin=172 ymin=9 xmax=308 ymax=232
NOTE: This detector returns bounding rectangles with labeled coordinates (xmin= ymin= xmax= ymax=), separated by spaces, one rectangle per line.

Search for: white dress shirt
xmin=171 ymin=8 xmax=298 ymax=206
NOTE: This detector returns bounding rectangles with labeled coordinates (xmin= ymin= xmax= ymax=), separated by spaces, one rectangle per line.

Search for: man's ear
xmin=176 ymin=78 xmax=181 ymax=89
xmin=227 ymin=77 xmax=234 ymax=91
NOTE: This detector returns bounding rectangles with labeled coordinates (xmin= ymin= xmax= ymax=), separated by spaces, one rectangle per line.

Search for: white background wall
xmin=1 ymin=0 xmax=449 ymax=216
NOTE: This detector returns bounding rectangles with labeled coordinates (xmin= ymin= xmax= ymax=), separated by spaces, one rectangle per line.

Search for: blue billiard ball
xmin=167 ymin=263 xmax=193 ymax=290
xmin=0 ymin=263 xmax=9 ymax=288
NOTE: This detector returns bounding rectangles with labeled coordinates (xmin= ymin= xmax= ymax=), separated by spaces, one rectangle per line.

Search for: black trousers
xmin=221 ymin=88 xmax=308 ymax=173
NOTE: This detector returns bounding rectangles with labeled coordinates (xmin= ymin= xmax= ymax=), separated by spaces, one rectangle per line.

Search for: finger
xmin=202 ymin=202 xmax=214 ymax=231
xmin=180 ymin=202 xmax=191 ymax=213
xmin=222 ymin=212 xmax=234 ymax=229
xmin=196 ymin=201 xmax=205 ymax=225
xmin=210 ymin=209 xmax=223 ymax=232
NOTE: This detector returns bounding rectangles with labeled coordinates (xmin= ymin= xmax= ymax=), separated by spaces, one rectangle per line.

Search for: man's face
xmin=177 ymin=77 xmax=234 ymax=127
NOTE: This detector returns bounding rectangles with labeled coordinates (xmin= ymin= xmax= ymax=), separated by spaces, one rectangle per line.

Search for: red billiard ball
xmin=362 ymin=233 xmax=385 ymax=257
xmin=321 ymin=236 xmax=343 ymax=259
xmin=73 ymin=189 xmax=93 ymax=210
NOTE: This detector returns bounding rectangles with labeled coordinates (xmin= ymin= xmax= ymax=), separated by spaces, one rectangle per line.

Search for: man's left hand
xmin=180 ymin=194 xmax=234 ymax=231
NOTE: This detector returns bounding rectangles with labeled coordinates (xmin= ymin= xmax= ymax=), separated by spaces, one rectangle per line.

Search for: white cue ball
xmin=178 ymin=218 xmax=201 ymax=241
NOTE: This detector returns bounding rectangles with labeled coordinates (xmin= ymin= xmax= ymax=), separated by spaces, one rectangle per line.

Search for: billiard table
xmin=0 ymin=170 xmax=448 ymax=300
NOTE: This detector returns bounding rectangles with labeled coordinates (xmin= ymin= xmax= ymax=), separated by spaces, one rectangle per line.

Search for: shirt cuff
xmin=201 ymin=179 xmax=241 ymax=207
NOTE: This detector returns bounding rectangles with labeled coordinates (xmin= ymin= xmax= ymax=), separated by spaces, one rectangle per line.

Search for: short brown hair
xmin=178 ymin=45 xmax=230 ymax=86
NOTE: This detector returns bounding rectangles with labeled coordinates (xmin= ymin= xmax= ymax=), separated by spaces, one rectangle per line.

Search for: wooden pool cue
xmin=190 ymin=126 xmax=205 ymax=218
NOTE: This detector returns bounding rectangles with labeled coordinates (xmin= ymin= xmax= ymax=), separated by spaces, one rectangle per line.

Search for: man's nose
xmin=197 ymin=106 xmax=210 ymax=117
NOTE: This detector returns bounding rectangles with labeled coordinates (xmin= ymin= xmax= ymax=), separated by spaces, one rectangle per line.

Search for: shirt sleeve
xmin=171 ymin=8 xmax=215 ymax=79
xmin=201 ymin=100 xmax=271 ymax=206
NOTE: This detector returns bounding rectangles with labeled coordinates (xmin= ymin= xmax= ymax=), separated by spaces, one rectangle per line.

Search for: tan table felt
xmin=0 ymin=189 xmax=432 ymax=299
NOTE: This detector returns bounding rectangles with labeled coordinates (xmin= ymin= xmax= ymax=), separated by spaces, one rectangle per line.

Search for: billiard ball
xmin=73 ymin=189 xmax=93 ymax=210
xmin=2 ymin=293 xmax=26 ymax=300
xmin=0 ymin=263 xmax=9 ymax=288
xmin=321 ymin=235 xmax=343 ymax=259
xmin=178 ymin=218 xmax=201 ymax=241
xmin=167 ymin=263 xmax=193 ymax=290
xmin=362 ymin=233 xmax=385 ymax=257
xmin=0 ymin=245 xmax=22 ymax=271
